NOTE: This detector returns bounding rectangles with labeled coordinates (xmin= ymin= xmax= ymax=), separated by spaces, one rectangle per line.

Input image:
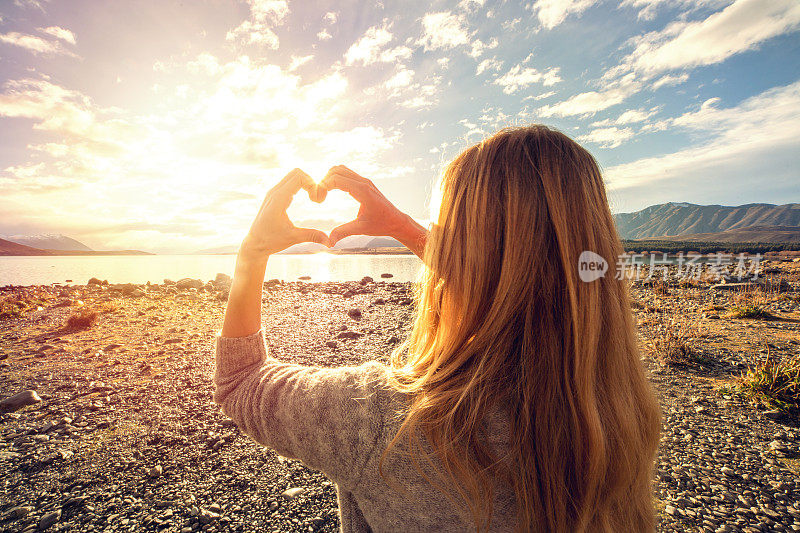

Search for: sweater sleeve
xmin=213 ymin=329 xmax=388 ymax=489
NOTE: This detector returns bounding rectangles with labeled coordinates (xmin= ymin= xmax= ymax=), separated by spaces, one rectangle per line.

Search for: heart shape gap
xmin=286 ymin=186 xmax=360 ymax=235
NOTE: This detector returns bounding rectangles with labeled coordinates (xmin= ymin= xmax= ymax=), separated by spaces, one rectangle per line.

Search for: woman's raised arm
xmin=221 ymin=168 xmax=328 ymax=338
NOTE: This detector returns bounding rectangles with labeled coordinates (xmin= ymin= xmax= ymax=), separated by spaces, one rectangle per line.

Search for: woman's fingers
xmin=293 ymin=227 xmax=331 ymax=247
xmin=318 ymin=172 xmax=371 ymax=202
xmin=272 ymin=168 xmax=317 ymax=209
xmin=329 ymin=219 xmax=370 ymax=246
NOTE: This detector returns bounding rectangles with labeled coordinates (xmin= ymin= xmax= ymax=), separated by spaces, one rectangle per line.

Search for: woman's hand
xmin=241 ymin=168 xmax=330 ymax=258
xmin=319 ymin=165 xmax=428 ymax=257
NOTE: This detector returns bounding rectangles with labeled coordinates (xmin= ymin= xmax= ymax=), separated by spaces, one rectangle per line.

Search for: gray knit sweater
xmin=213 ymin=329 xmax=517 ymax=532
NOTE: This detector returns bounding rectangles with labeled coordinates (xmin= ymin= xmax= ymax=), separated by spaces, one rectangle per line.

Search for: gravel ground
xmin=0 ymin=265 xmax=798 ymax=532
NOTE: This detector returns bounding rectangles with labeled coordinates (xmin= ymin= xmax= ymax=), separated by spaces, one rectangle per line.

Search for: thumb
xmin=293 ymin=227 xmax=331 ymax=247
xmin=329 ymin=220 xmax=366 ymax=246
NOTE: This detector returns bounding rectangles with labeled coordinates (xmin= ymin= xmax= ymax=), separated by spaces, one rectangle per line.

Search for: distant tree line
xmin=620 ymin=240 xmax=799 ymax=254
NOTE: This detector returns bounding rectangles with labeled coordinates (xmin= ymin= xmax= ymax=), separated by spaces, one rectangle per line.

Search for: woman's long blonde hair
xmin=386 ymin=125 xmax=661 ymax=532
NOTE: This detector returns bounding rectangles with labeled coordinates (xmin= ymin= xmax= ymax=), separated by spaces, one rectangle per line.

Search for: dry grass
xmin=0 ymin=292 xmax=54 ymax=320
xmin=727 ymin=286 xmax=777 ymax=320
xmin=737 ymin=350 xmax=800 ymax=413
xmin=66 ymin=309 xmax=99 ymax=330
xmin=649 ymin=318 xmax=710 ymax=367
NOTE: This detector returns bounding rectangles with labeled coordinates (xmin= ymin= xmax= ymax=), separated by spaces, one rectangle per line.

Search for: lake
xmin=0 ymin=254 xmax=425 ymax=286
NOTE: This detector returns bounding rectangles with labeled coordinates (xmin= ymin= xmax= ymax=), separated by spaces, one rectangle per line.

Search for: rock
xmin=360 ymin=276 xmax=373 ymax=285
xmin=8 ymin=506 xmax=32 ymax=518
xmin=268 ymin=501 xmax=279 ymax=511
xmin=398 ymin=297 xmax=413 ymax=305
xmin=199 ymin=508 xmax=220 ymax=523
xmin=163 ymin=279 xmax=176 ymax=285
xmin=176 ymin=278 xmax=203 ymax=290
xmin=763 ymin=409 xmax=782 ymax=420
xmin=215 ymin=273 xmax=232 ymax=285
xmin=387 ymin=336 xmax=399 ymax=345
xmin=325 ymin=341 xmax=337 ymax=349
xmin=343 ymin=290 xmax=354 ymax=298
xmin=298 ymin=276 xmax=311 ymax=281
xmin=0 ymin=389 xmax=42 ymax=412
xmin=347 ymin=308 xmax=362 ymax=319
xmin=103 ymin=343 xmax=123 ymax=351
xmin=372 ymin=298 xmax=386 ymax=305
xmin=336 ymin=331 xmax=362 ymax=340
xmin=281 ymin=487 xmax=306 ymax=499
xmin=721 ymin=467 xmax=735 ymax=477
xmin=39 ymin=510 xmax=61 ymax=529
xmin=665 ymin=505 xmax=678 ymax=516
xmin=380 ymin=273 xmax=393 ymax=278
xmin=87 ymin=277 xmax=103 ymax=285
xmin=149 ymin=464 xmax=163 ymax=477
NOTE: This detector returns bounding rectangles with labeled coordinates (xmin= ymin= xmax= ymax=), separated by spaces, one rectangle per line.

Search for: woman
xmin=214 ymin=125 xmax=661 ymax=532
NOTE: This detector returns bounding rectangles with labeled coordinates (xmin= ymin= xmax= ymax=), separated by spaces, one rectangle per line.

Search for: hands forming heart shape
xmin=241 ymin=165 xmax=418 ymax=257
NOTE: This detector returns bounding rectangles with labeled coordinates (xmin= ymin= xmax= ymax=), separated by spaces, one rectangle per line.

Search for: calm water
xmin=0 ymin=254 xmax=424 ymax=286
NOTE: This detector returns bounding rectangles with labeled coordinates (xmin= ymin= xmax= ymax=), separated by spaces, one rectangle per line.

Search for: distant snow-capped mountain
xmin=3 ymin=234 xmax=93 ymax=251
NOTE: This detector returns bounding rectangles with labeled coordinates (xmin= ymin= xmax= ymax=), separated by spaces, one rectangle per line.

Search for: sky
xmin=0 ymin=0 xmax=799 ymax=253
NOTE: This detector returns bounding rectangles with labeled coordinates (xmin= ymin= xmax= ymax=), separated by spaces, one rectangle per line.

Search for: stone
xmin=360 ymin=276 xmax=373 ymax=285
xmin=0 ymin=389 xmax=42 ymax=412
xmin=176 ymin=278 xmax=203 ymax=290
xmin=149 ymin=464 xmax=163 ymax=477
xmin=9 ymin=506 xmax=32 ymax=518
xmin=39 ymin=510 xmax=61 ymax=529
xmin=347 ymin=308 xmax=362 ymax=319
xmin=281 ymin=487 xmax=305 ymax=499
xmin=215 ymin=273 xmax=232 ymax=285
xmin=336 ymin=331 xmax=362 ymax=340
xmin=298 ymin=276 xmax=311 ymax=281
xmin=380 ymin=273 xmax=393 ymax=278
xmin=325 ymin=341 xmax=337 ymax=349
xmin=372 ymin=298 xmax=386 ymax=305
xmin=87 ymin=277 xmax=103 ymax=285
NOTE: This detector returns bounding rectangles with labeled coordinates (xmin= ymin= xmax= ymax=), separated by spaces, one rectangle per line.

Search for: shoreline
xmin=1 ymin=270 xmax=799 ymax=531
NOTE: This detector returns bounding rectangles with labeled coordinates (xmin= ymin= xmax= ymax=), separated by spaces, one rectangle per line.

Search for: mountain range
xmin=1 ymin=234 xmax=93 ymax=251
xmin=612 ymin=202 xmax=800 ymax=240
xmin=2 ymin=204 xmax=799 ymax=256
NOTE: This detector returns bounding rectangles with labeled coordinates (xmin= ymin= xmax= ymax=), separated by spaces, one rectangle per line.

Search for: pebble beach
xmin=1 ymin=262 xmax=799 ymax=532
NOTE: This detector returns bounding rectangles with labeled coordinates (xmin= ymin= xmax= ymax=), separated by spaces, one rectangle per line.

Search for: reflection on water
xmin=0 ymin=254 xmax=424 ymax=286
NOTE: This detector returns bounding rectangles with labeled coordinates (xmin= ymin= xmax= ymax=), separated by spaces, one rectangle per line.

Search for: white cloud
xmin=469 ymin=37 xmax=498 ymax=58
xmin=620 ymin=0 xmax=730 ymax=21
xmin=476 ymin=57 xmax=504 ymax=75
xmin=419 ymin=12 xmax=470 ymax=50
xmin=538 ymin=75 xmax=640 ymax=116
xmin=317 ymin=28 xmax=332 ymax=41
xmin=578 ymin=126 xmax=635 ymax=148
xmin=187 ymin=52 xmax=221 ymax=75
xmin=592 ymin=107 xmax=659 ymax=126
xmin=384 ymin=67 xmax=415 ymax=92
xmin=288 ymin=54 xmax=313 ymax=72
xmin=344 ymin=24 xmax=393 ymax=65
xmin=620 ymin=0 xmax=800 ymax=76
xmin=522 ymin=90 xmax=556 ymax=100
xmin=605 ymin=80 xmax=800 ymax=190
xmin=531 ymin=0 xmax=598 ymax=29
xmin=651 ymin=72 xmax=689 ymax=89
xmin=493 ymin=64 xmax=562 ymax=94
xmin=0 ymin=31 xmax=77 ymax=56
xmin=226 ymin=0 xmax=288 ymax=49
xmin=38 ymin=26 xmax=76 ymax=44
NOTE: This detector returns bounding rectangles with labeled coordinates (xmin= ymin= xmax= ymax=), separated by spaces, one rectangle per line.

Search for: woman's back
xmin=214 ymin=331 xmax=517 ymax=532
